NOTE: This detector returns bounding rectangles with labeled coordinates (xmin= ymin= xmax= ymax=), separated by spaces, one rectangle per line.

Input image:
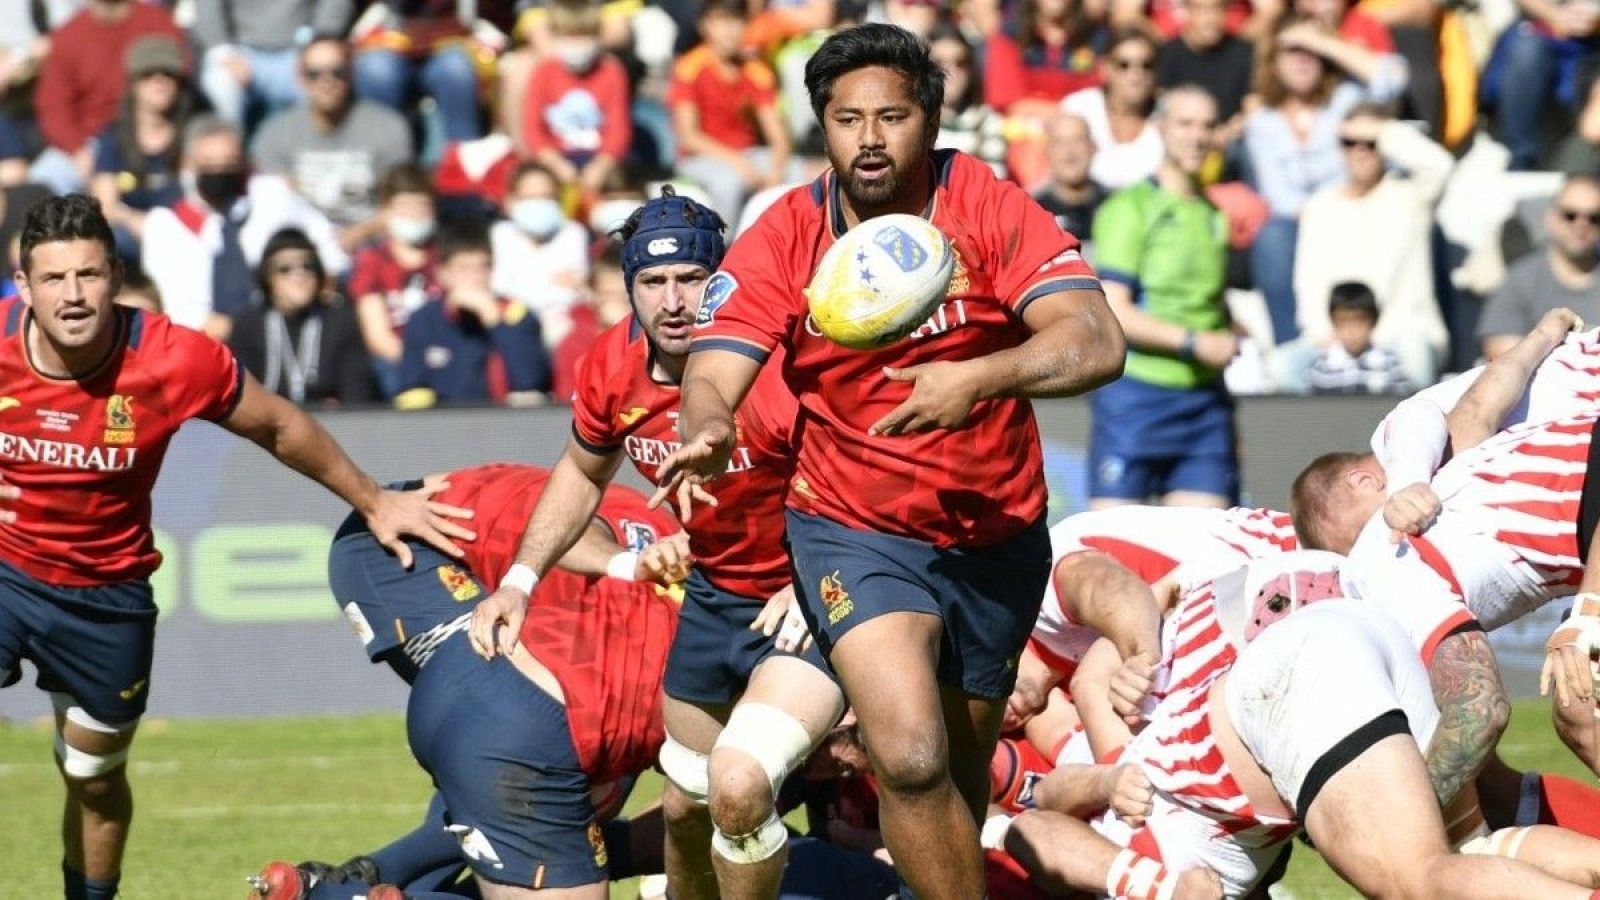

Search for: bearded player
xmin=653 ymin=24 xmax=1125 ymax=899
xmin=0 ymin=195 xmax=469 ymax=900
xmin=468 ymin=192 xmax=844 ymax=900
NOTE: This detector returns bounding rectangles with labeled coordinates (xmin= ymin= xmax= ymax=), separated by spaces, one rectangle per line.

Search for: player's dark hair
xmin=1290 ymin=451 xmax=1372 ymax=551
xmin=435 ymin=220 xmax=492 ymax=264
xmin=804 ymin=23 xmax=945 ymax=127
xmin=18 ymin=193 xmax=118 ymax=275
xmin=506 ymin=159 xmax=561 ymax=197
xmin=255 ymin=227 xmax=327 ymax=298
xmin=378 ymin=162 xmax=434 ymax=204
xmin=1328 ymin=281 xmax=1378 ymax=322
xmin=700 ymin=0 xmax=748 ymax=20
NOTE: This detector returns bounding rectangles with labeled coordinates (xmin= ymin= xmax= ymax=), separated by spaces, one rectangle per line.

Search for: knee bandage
xmin=1105 ymin=848 xmax=1179 ymax=900
xmin=659 ymin=734 xmax=710 ymax=804
xmin=710 ymin=810 xmax=787 ymax=865
xmin=53 ymin=733 xmax=129 ymax=779
xmin=712 ymin=702 xmax=815 ymax=796
xmin=1459 ymin=826 xmax=1533 ymax=861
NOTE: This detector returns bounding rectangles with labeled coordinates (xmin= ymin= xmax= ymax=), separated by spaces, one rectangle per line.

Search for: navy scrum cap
xmin=621 ymin=187 xmax=727 ymax=297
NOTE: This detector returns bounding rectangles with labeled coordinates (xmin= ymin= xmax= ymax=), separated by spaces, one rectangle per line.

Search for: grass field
xmin=0 ymin=700 xmax=1589 ymax=899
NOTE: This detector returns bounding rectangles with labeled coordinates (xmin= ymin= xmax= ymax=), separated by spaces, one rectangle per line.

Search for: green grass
xmin=0 ymin=701 xmax=1588 ymax=899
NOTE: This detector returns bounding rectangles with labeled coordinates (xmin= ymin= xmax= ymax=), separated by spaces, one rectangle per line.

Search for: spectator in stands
xmin=141 ymin=116 xmax=348 ymax=334
xmin=1091 ymin=85 xmax=1238 ymax=509
xmin=1487 ymin=2 xmax=1600 ymax=171
xmin=0 ymin=0 xmax=76 ymax=186
xmin=1245 ymin=16 xmax=1409 ymax=345
xmin=1307 ymin=281 xmax=1411 ymax=394
xmin=984 ymin=0 xmax=1104 ymax=119
xmin=1112 ymin=0 xmax=1280 ymax=40
xmin=521 ymin=0 xmax=631 ymax=198
xmin=1032 ymin=113 xmax=1105 ymax=243
xmin=1283 ymin=103 xmax=1450 ymax=389
xmin=394 ymin=221 xmax=551 ymax=409
xmin=1296 ymin=0 xmax=1395 ymax=50
xmin=1062 ymin=29 xmax=1163 ymax=189
xmin=114 ymin=267 xmax=161 ymax=313
xmin=551 ymin=243 xmax=629 ymax=401
xmin=489 ymin=161 xmax=590 ymax=344
xmin=0 ymin=181 xmax=49 ymax=265
xmin=194 ymin=0 xmax=353 ymax=128
xmin=32 ymin=0 xmax=187 ymax=195
xmin=1477 ymin=175 xmax=1600 ymax=360
xmin=350 ymin=163 xmax=441 ymax=398
xmin=91 ymin=36 xmax=193 ymax=266
xmin=252 ymin=35 xmax=413 ymax=252
xmin=230 ymin=228 xmax=374 ymax=407
xmin=499 ymin=0 xmax=636 ymax=159
xmin=669 ymin=0 xmax=798 ymax=223
xmin=1155 ymin=0 xmax=1255 ymax=148
xmin=929 ymin=24 xmax=1008 ymax=177
xmin=350 ymin=0 xmax=485 ymax=143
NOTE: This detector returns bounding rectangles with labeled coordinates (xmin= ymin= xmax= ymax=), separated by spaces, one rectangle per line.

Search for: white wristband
xmin=605 ymin=551 xmax=640 ymax=581
xmin=979 ymin=813 xmax=1014 ymax=851
xmin=500 ymin=563 xmax=539 ymax=596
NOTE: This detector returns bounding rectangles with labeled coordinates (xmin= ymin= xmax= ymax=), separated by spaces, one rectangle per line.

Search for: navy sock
xmin=62 ymin=862 xmax=118 ymax=900
xmin=368 ymin=792 xmax=460 ymax=885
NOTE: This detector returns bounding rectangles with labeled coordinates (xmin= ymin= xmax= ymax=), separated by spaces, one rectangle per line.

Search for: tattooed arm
xmin=1424 ymin=630 xmax=1512 ymax=807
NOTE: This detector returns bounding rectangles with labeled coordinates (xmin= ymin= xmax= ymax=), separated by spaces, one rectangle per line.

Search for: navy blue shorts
xmin=1088 ymin=376 xmax=1240 ymax=503
xmin=0 ymin=558 xmax=155 ymax=725
xmin=662 ymin=569 xmax=835 ymax=706
xmin=408 ymin=632 xmax=607 ymax=889
xmin=784 ymin=511 xmax=1050 ymax=700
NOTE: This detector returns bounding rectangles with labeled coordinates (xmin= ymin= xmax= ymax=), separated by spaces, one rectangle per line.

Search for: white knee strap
xmin=659 ymin=734 xmax=710 ymax=804
xmin=1460 ymin=826 xmax=1533 ymax=860
xmin=710 ymin=810 xmax=787 ymax=865
xmin=51 ymin=692 xmax=134 ymax=735
xmin=53 ymin=733 xmax=129 ymax=779
xmin=712 ymin=702 xmax=815 ymax=796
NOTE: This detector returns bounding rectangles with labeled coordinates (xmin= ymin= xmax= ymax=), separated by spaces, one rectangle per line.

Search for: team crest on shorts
xmin=588 ymin=820 xmax=609 ymax=869
xmin=104 ymin=395 xmax=135 ymax=444
xmin=820 ymin=570 xmax=853 ymax=626
xmin=438 ymin=565 xmax=481 ymax=602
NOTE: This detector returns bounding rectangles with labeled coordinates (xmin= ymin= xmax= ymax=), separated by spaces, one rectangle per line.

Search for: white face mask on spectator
xmin=554 ymin=39 xmax=600 ymax=72
xmin=388 ymin=216 xmax=436 ymax=246
xmin=510 ymin=198 xmax=565 ymax=241
xmin=590 ymin=199 xmax=642 ymax=234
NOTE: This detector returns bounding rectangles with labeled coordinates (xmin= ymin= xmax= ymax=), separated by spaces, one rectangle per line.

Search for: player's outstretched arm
xmin=220 ymin=374 xmax=477 ymax=568
xmin=1448 ymin=307 xmax=1584 ymax=454
xmin=652 ymin=348 xmax=762 ymax=511
xmin=1071 ymin=638 xmax=1139 ymax=760
xmin=1424 ymin=630 xmax=1513 ymax=808
xmin=469 ymin=438 xmax=623 ymax=658
xmin=1032 ymin=763 xmax=1154 ymax=825
xmin=1056 ymin=552 xmax=1163 ymax=663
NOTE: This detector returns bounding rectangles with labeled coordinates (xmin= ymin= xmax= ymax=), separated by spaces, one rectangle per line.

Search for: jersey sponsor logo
xmin=0 ymin=397 xmax=20 ymax=413
xmin=620 ymin=519 xmax=658 ymax=552
xmin=622 ymin=433 xmax=755 ymax=475
xmin=1035 ymin=248 xmax=1082 ymax=274
xmin=619 ymin=406 xmax=649 ymax=426
xmin=820 ymin=570 xmax=854 ymax=626
xmin=872 ymin=224 xmax=928 ymax=273
xmin=104 ymin=395 xmax=135 ymax=445
xmin=694 ymin=272 xmax=738 ymax=328
xmin=446 ymin=825 xmax=505 ymax=869
xmin=118 ymin=678 xmax=147 ymax=700
xmin=0 ymin=431 xmax=138 ymax=471
xmin=647 ymin=237 xmax=679 ymax=256
xmin=437 ymin=565 xmax=482 ymax=602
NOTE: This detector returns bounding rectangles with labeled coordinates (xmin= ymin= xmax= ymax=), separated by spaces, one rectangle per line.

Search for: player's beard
xmin=838 ymin=152 xmax=905 ymax=212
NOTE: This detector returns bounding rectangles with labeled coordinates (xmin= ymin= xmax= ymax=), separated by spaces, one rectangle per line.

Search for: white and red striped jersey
xmin=1371 ymin=330 xmax=1600 ymax=488
xmin=1032 ymin=507 xmax=1296 ymax=674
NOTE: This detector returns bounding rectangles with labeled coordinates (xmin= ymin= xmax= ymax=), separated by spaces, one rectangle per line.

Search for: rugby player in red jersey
xmin=654 ymin=24 xmax=1126 ymax=899
xmin=468 ymin=192 xmax=845 ymax=900
xmin=0 ymin=194 xmax=471 ymax=900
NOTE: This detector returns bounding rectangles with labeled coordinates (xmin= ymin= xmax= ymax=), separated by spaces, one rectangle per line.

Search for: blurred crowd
xmin=0 ymin=0 xmax=1595 ymax=409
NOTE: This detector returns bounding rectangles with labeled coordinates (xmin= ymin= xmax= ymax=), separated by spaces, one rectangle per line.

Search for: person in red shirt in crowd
xmin=1296 ymin=0 xmax=1396 ymax=51
xmin=1113 ymin=0 xmax=1282 ymax=41
xmin=985 ymin=0 xmax=1104 ymax=119
xmin=0 ymin=193 xmax=468 ymax=900
xmin=658 ymin=24 xmax=1124 ymax=900
xmin=669 ymin=0 xmax=802 ymax=223
xmin=469 ymin=190 xmax=844 ymax=900
xmin=31 ymin=0 xmax=188 ymax=196
xmin=521 ymin=0 xmax=632 ymax=199
xmin=252 ymin=463 xmax=688 ymax=900
xmin=349 ymin=163 xmax=441 ymax=400
xmin=551 ymin=245 xmax=631 ymax=403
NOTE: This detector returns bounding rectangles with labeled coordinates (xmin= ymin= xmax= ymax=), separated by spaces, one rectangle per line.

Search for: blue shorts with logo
xmin=783 ymin=510 xmax=1050 ymax=700
xmin=408 ymin=631 xmax=608 ymax=889
xmin=662 ymin=569 xmax=835 ymax=706
xmin=0 ymin=557 xmax=156 ymax=725
xmin=1088 ymin=376 xmax=1240 ymax=503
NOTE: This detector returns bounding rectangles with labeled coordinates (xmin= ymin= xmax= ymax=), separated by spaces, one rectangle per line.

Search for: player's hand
xmin=1172 ymin=866 xmax=1224 ymax=900
xmin=1109 ymin=652 xmax=1156 ymax=725
xmin=1192 ymin=331 xmax=1239 ymax=369
xmin=1542 ymin=613 xmax=1600 ymax=707
xmin=751 ymin=582 xmax=795 ymax=636
xmin=1003 ymin=650 xmax=1055 ymax=732
xmin=1383 ymin=482 xmax=1441 ymax=542
xmin=469 ymin=585 xmax=528 ymax=660
xmin=1104 ymin=764 xmax=1155 ymax=827
xmin=869 ymin=360 xmax=984 ymax=437
xmin=1536 ymin=307 xmax=1586 ymax=344
xmin=0 ymin=473 xmax=20 ymax=523
xmin=637 ymin=532 xmax=692 ymax=584
xmin=366 ymin=484 xmax=477 ymax=569
xmin=774 ymin=592 xmax=813 ymax=653
xmin=650 ymin=425 xmax=734 ymax=517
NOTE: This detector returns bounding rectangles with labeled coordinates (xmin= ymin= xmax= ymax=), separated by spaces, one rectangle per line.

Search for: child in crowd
xmin=1308 ymin=281 xmax=1412 ymax=395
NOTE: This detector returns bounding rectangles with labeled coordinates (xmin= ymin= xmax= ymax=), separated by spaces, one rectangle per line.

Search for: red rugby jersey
xmin=438 ymin=463 xmax=685 ymax=784
xmin=692 ymin=149 xmax=1102 ymax=548
xmin=0 ymin=300 xmax=241 ymax=585
xmin=571 ymin=318 xmax=797 ymax=599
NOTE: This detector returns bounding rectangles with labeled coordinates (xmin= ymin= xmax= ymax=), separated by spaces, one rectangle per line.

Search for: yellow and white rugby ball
xmin=805 ymin=213 xmax=956 ymax=350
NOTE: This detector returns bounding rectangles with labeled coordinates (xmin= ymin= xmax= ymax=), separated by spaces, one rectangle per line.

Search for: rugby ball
xmin=805 ymin=213 xmax=956 ymax=350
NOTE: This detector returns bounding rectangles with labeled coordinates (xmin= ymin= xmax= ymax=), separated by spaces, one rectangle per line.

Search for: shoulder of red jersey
xmin=130 ymin=308 xmax=247 ymax=422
